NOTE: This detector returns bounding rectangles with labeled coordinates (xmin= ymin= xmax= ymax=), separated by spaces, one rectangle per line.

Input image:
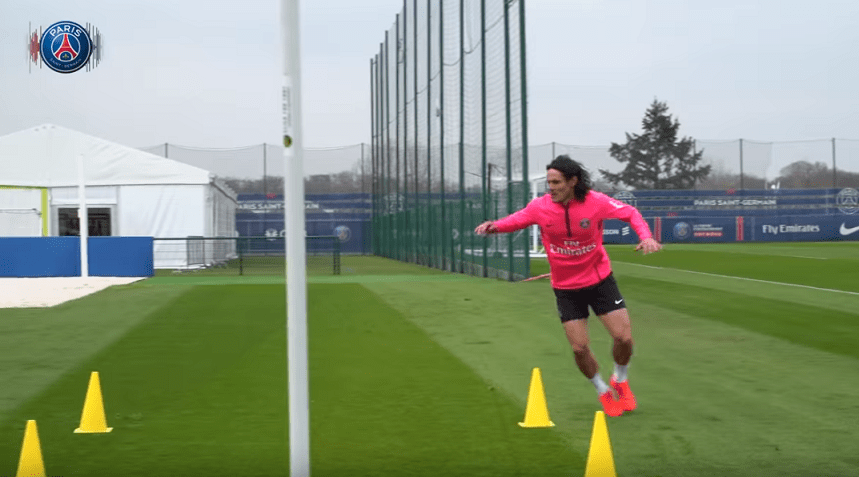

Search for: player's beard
xmin=550 ymin=189 xmax=571 ymax=203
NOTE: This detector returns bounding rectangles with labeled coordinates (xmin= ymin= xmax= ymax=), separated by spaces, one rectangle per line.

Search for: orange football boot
xmin=598 ymin=390 xmax=624 ymax=417
xmin=610 ymin=376 xmax=637 ymax=412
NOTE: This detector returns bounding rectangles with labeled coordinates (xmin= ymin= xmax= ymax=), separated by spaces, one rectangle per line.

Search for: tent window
xmin=58 ymin=207 xmax=112 ymax=237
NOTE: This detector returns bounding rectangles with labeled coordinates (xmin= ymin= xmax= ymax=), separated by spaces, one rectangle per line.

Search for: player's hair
xmin=547 ymin=155 xmax=592 ymax=202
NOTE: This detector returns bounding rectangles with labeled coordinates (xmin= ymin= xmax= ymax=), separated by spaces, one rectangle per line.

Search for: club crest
xmin=580 ymin=218 xmax=590 ymax=229
xmin=39 ymin=21 xmax=93 ymax=73
xmin=836 ymin=188 xmax=858 ymax=215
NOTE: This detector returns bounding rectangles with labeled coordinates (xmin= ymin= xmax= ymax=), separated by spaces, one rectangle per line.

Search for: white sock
xmin=613 ymin=363 xmax=629 ymax=383
xmin=589 ymin=373 xmax=610 ymax=395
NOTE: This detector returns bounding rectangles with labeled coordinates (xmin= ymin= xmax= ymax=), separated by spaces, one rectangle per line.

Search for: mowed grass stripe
xmin=309 ymin=283 xmax=581 ymax=476
xmin=605 ymin=243 xmax=859 ymax=292
xmin=365 ymin=278 xmax=859 ymax=476
xmin=611 ymin=261 xmax=859 ymax=318
xmin=0 ymin=283 xmax=192 ymax=423
xmin=623 ymin=300 xmax=859 ymax=477
xmin=1 ymin=282 xmax=580 ymax=476
xmin=0 ymin=285 xmax=289 ymax=477
xmin=618 ymin=276 xmax=859 ymax=359
xmin=645 ymin=242 xmax=859 ymax=260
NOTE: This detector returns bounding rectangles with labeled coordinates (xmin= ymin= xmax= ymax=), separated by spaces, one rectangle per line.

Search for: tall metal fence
xmin=370 ymin=0 xmax=530 ymax=281
xmin=138 ymin=136 xmax=859 ymax=265
xmin=139 ymin=138 xmax=859 ymax=194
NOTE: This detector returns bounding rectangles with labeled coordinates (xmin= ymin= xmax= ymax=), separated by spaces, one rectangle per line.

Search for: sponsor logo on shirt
xmin=550 ymin=243 xmax=597 ymax=256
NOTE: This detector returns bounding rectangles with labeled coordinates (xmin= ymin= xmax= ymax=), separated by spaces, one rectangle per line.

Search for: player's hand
xmin=474 ymin=221 xmax=498 ymax=235
xmin=635 ymin=237 xmax=662 ymax=255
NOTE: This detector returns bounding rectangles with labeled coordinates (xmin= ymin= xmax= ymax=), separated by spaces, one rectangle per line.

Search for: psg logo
xmin=39 ymin=21 xmax=93 ymax=73
xmin=334 ymin=225 xmax=352 ymax=243
xmin=673 ymin=222 xmax=691 ymax=240
xmin=836 ymin=188 xmax=858 ymax=215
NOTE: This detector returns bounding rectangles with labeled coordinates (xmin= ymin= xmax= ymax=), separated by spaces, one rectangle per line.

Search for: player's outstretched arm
xmin=635 ymin=237 xmax=662 ymax=255
xmin=474 ymin=221 xmax=499 ymax=235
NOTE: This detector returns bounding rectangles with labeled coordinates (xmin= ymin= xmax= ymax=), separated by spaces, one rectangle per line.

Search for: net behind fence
xmin=137 ymin=138 xmax=859 ymax=197
xmin=527 ymin=139 xmax=859 ymax=191
xmin=371 ymin=0 xmax=530 ymax=281
xmin=137 ymin=143 xmax=371 ymax=194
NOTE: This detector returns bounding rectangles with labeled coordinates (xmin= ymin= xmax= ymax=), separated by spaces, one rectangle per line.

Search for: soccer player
xmin=474 ymin=155 xmax=661 ymax=417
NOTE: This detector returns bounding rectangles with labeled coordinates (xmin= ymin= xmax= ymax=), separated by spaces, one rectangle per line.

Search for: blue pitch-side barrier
xmin=0 ymin=237 xmax=154 ymax=277
xmin=88 ymin=237 xmax=154 ymax=276
xmin=237 ymin=189 xmax=859 ymax=248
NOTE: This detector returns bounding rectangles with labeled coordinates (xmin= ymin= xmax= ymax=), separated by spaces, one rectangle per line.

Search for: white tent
xmin=0 ymin=124 xmax=237 ymax=268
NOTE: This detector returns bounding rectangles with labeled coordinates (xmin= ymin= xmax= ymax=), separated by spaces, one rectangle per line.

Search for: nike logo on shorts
xmin=615 ymin=299 xmax=623 ymax=304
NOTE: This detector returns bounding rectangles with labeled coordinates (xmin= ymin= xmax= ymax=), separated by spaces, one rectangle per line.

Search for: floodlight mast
xmin=281 ymin=1 xmax=309 ymax=476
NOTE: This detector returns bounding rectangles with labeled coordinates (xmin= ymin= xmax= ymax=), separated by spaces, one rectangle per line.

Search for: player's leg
xmin=593 ymin=275 xmax=637 ymax=411
xmin=562 ymin=318 xmax=597 ymax=378
xmin=556 ymin=288 xmax=624 ymax=416
xmin=598 ymin=308 xmax=634 ymax=366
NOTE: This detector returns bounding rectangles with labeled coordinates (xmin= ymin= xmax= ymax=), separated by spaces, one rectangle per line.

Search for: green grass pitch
xmin=0 ymin=243 xmax=857 ymax=475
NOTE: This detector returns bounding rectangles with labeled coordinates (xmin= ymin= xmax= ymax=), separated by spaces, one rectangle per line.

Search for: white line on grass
xmin=661 ymin=248 xmax=828 ymax=260
xmin=618 ymin=262 xmax=859 ymax=296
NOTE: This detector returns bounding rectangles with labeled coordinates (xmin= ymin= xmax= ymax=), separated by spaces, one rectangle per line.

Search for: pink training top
xmin=493 ymin=191 xmax=653 ymax=290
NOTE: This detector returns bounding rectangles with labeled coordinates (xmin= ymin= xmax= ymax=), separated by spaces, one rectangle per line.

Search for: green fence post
xmin=370 ymin=57 xmax=376 ymax=255
xmin=426 ymin=0 xmax=434 ymax=269
xmin=402 ymin=0 xmax=410 ymax=263
xmin=384 ymin=31 xmax=393 ymax=258
xmin=413 ymin=0 xmax=420 ymax=266
xmin=480 ymin=0 xmax=488 ymax=278
xmin=239 ymin=237 xmax=244 ymax=276
xmin=504 ymin=1 xmax=514 ymax=281
xmin=439 ymin=0 xmax=447 ymax=272
xmin=334 ymin=236 xmax=341 ymax=275
xmin=519 ymin=0 xmax=530 ymax=279
xmin=458 ymin=0 xmax=466 ymax=274
xmin=395 ymin=14 xmax=402 ymax=262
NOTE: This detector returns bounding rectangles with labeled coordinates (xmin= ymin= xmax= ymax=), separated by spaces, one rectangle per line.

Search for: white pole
xmin=77 ymin=153 xmax=89 ymax=277
xmin=281 ymin=1 xmax=309 ymax=476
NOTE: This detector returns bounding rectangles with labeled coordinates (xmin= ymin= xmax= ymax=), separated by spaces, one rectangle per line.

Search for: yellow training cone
xmin=16 ymin=420 xmax=46 ymax=477
xmin=518 ymin=367 xmax=555 ymax=428
xmin=74 ymin=372 xmax=113 ymax=433
xmin=584 ymin=411 xmax=617 ymax=477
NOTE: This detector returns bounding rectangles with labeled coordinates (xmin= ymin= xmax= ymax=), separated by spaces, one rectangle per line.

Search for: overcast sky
xmin=1 ymin=1 xmax=858 ymax=162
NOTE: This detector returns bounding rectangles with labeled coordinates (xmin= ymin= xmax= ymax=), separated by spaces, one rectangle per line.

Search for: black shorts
xmin=554 ymin=273 xmax=625 ymax=322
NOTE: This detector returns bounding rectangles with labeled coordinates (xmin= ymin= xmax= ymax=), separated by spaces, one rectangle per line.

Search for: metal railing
xmin=152 ymin=236 xmax=340 ymax=276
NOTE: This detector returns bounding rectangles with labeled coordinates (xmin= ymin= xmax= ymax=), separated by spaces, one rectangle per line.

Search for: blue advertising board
xmin=234 ymin=212 xmax=371 ymax=254
xmin=236 ymin=193 xmax=371 ymax=254
xmin=601 ymin=215 xmax=859 ymax=243
xmin=746 ymin=216 xmax=859 ymax=242
xmin=601 ymin=219 xmax=646 ymax=245
xmin=610 ymin=188 xmax=852 ymax=218
xmin=660 ymin=217 xmax=741 ymax=243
